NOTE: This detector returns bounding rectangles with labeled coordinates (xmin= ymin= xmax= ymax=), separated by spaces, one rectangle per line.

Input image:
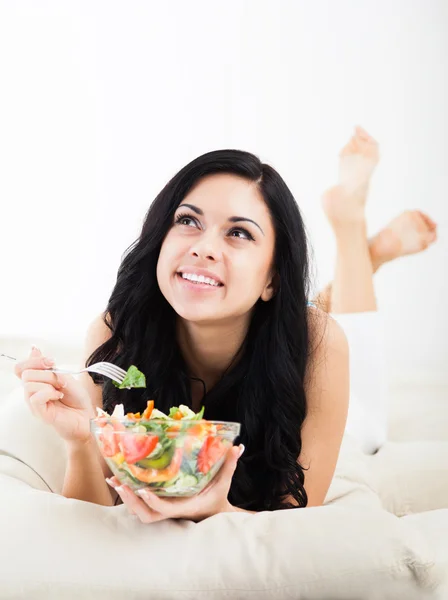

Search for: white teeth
xmin=180 ymin=273 xmax=221 ymax=286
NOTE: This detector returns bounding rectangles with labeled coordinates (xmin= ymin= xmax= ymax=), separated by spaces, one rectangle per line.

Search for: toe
xmin=418 ymin=211 xmax=438 ymax=231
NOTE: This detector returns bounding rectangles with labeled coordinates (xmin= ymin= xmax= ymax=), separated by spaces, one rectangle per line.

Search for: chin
xmin=173 ymin=303 xmax=219 ymax=323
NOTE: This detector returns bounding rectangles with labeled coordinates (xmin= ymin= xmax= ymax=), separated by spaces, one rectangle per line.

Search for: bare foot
xmin=369 ymin=210 xmax=438 ymax=270
xmin=322 ymin=126 xmax=380 ymax=227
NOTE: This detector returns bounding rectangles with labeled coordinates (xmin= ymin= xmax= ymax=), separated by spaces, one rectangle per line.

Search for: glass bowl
xmin=90 ymin=417 xmax=241 ymax=497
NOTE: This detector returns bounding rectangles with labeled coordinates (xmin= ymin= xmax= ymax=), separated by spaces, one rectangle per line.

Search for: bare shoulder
xmin=305 ymin=306 xmax=349 ymax=404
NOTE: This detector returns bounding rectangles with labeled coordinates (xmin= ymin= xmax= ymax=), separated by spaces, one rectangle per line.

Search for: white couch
xmin=1 ymin=336 xmax=448 ymax=599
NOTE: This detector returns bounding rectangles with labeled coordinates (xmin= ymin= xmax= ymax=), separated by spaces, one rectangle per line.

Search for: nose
xmin=189 ymin=231 xmax=223 ymax=262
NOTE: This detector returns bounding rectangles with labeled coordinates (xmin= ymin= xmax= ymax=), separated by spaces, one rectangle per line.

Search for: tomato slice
xmin=127 ymin=447 xmax=183 ymax=483
xmin=197 ymin=436 xmax=227 ymax=474
xmin=99 ymin=424 xmax=120 ymax=457
xmin=120 ymin=433 xmax=158 ymax=465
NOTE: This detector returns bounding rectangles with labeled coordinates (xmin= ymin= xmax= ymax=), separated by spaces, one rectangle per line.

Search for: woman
xmin=15 ymin=127 xmax=437 ymax=523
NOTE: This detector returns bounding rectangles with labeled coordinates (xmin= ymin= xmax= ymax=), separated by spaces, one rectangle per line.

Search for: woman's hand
xmin=107 ymin=443 xmax=245 ymax=523
xmin=15 ymin=346 xmax=95 ymax=444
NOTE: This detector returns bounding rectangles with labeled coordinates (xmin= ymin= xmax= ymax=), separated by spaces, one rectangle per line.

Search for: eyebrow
xmin=176 ymin=203 xmax=265 ymax=236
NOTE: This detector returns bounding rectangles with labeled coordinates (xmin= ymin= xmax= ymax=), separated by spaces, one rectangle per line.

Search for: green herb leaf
xmin=112 ymin=365 xmax=146 ymax=389
xmin=192 ymin=406 xmax=205 ymax=420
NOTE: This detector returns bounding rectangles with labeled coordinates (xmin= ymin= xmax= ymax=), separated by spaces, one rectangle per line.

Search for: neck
xmin=176 ymin=315 xmax=250 ymax=392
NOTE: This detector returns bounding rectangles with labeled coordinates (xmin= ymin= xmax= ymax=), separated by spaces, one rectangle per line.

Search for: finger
xmin=21 ymin=368 xmax=66 ymax=390
xmin=116 ymin=485 xmax=166 ymax=524
xmin=28 ymin=387 xmax=65 ymax=421
xmin=135 ymin=488 xmax=182 ymax=517
xmin=220 ymin=445 xmax=242 ymax=476
xmin=106 ymin=476 xmax=121 ymax=488
xmin=24 ymin=381 xmax=58 ymax=397
xmin=15 ymin=355 xmax=56 ymax=379
xmin=24 ymin=382 xmax=57 ymax=414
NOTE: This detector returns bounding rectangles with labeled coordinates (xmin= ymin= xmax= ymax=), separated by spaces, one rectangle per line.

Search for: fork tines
xmin=92 ymin=362 xmax=127 ymax=383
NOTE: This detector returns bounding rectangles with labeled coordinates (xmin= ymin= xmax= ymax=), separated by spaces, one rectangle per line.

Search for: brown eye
xmin=175 ymin=213 xmax=198 ymax=228
xmin=229 ymin=228 xmax=255 ymax=241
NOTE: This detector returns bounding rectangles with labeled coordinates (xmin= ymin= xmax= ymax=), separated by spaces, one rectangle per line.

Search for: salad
xmin=91 ymin=366 xmax=240 ymax=496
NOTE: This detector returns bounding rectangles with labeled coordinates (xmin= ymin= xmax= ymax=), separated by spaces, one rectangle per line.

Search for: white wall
xmin=0 ymin=0 xmax=447 ymax=383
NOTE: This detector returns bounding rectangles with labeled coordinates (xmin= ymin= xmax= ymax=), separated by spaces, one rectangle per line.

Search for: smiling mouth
xmin=176 ymin=272 xmax=224 ymax=287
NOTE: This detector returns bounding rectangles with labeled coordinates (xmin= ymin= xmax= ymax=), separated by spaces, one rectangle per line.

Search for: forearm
xmin=63 ymin=439 xmax=114 ymax=506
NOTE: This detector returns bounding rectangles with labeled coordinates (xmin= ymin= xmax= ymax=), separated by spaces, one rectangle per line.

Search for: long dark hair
xmin=87 ymin=149 xmax=313 ymax=511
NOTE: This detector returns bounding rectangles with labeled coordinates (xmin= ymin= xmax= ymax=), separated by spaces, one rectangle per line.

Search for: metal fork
xmin=0 ymin=354 xmax=127 ymax=385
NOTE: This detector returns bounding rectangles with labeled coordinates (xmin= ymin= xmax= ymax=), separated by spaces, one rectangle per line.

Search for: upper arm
xmin=299 ymin=308 xmax=350 ymax=507
xmin=78 ymin=312 xmax=112 ymax=411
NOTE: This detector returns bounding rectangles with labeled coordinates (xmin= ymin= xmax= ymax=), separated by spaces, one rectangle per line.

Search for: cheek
xmin=230 ymin=256 xmax=269 ymax=299
xmin=156 ymin=239 xmax=176 ymax=289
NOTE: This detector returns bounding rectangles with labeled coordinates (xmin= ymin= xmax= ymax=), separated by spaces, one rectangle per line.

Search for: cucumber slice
xmin=136 ymin=445 xmax=175 ymax=470
xmin=162 ymin=473 xmax=198 ymax=493
xmin=181 ymin=474 xmax=198 ymax=488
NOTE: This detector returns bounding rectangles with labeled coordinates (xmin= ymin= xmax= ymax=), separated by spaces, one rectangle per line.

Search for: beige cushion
xmin=0 ymin=385 xmax=445 ymax=598
xmin=367 ymin=441 xmax=448 ymax=516
xmin=0 ymin=386 xmax=67 ymax=493
xmin=0 ymin=472 xmax=442 ymax=599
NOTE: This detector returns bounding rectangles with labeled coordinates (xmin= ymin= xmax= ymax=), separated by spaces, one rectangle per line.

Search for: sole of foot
xmin=322 ymin=125 xmax=380 ymax=229
xmin=369 ymin=210 xmax=438 ymax=268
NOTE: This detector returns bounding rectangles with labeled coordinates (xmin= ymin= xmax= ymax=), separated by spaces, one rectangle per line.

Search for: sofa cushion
xmin=404 ymin=509 xmax=448 ymax=598
xmin=0 ymin=472 xmax=442 ymax=600
xmin=367 ymin=441 xmax=448 ymax=516
xmin=0 ymin=386 xmax=67 ymax=493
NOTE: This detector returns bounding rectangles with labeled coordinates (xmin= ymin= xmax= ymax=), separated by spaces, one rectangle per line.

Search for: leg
xmin=314 ymin=210 xmax=438 ymax=313
xmin=312 ymin=127 xmax=439 ymax=454
xmin=316 ymin=127 xmax=384 ymax=452
xmin=320 ymin=125 xmax=378 ymax=314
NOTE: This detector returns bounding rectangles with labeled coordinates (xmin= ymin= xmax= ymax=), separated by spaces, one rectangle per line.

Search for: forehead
xmin=182 ymin=173 xmax=270 ymax=221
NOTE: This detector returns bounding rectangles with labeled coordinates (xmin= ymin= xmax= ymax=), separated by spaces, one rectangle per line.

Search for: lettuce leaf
xmin=191 ymin=405 xmax=205 ymax=420
xmin=112 ymin=365 xmax=146 ymax=389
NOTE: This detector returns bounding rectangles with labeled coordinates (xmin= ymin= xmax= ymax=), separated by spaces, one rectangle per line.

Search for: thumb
xmin=30 ymin=345 xmax=43 ymax=358
xmin=223 ymin=444 xmax=245 ymax=475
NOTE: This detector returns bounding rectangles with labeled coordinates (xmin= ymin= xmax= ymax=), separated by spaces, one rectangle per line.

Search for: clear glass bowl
xmin=90 ymin=417 xmax=241 ymax=497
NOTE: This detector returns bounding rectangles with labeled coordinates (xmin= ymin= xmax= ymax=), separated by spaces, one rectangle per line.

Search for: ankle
xmin=368 ymin=233 xmax=391 ymax=273
xmin=333 ymin=215 xmax=368 ymax=242
xmin=369 ymin=242 xmax=384 ymax=273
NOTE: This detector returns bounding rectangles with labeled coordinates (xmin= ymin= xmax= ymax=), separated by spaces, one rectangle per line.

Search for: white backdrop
xmin=0 ymin=0 xmax=446 ymax=383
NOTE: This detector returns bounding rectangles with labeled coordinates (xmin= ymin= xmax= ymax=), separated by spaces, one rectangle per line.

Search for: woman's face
xmin=157 ymin=173 xmax=276 ymax=324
